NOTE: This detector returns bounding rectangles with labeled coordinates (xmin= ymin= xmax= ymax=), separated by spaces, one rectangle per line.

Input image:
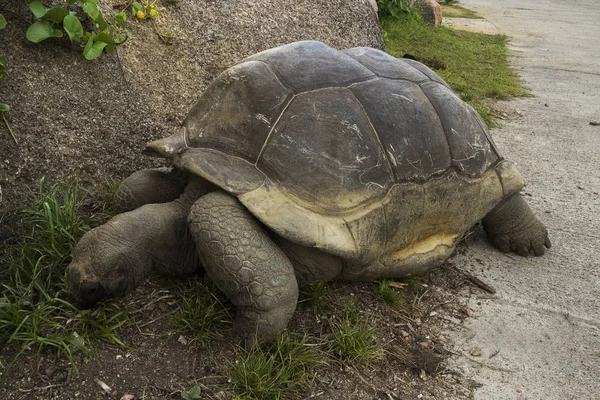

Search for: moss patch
xmin=382 ymin=13 xmax=527 ymax=125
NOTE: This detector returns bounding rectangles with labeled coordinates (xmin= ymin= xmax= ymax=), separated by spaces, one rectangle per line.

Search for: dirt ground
xmin=1 ymin=251 xmax=487 ymax=399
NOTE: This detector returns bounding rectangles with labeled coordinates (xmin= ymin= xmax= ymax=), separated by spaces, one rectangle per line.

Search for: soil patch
xmin=0 ymin=259 xmax=484 ymax=399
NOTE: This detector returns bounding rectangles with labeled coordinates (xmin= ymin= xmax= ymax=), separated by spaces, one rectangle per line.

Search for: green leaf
xmin=26 ymin=20 xmax=63 ymax=43
xmin=29 ymin=0 xmax=47 ymax=19
xmin=190 ymin=386 xmax=201 ymax=397
xmin=95 ymin=32 xmax=114 ymax=54
xmin=63 ymin=15 xmax=84 ymax=43
xmin=0 ymin=14 xmax=6 ymax=30
xmin=83 ymin=36 xmax=108 ymax=60
xmin=132 ymin=2 xmax=143 ymax=16
xmin=43 ymin=7 xmax=69 ymax=24
xmin=96 ymin=14 xmax=108 ymax=31
xmin=114 ymin=11 xmax=127 ymax=25
xmin=0 ymin=103 xmax=10 ymax=113
xmin=82 ymin=2 xmax=100 ymax=21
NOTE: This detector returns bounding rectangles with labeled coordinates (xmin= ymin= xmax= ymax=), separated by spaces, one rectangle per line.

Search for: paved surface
xmin=445 ymin=1 xmax=600 ymax=399
xmin=442 ymin=17 xmax=499 ymax=34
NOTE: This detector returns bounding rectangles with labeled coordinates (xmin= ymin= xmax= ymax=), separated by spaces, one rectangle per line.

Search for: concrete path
xmin=445 ymin=1 xmax=600 ymax=399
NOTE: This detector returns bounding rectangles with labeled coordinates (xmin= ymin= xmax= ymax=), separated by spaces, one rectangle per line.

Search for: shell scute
xmin=342 ymin=47 xmax=430 ymax=82
xmin=420 ymin=81 xmax=500 ymax=175
xmin=349 ymin=79 xmax=451 ymax=181
xmin=257 ymin=87 xmax=393 ymax=211
xmin=183 ymin=60 xmax=293 ymax=162
xmin=244 ymin=41 xmax=376 ymax=93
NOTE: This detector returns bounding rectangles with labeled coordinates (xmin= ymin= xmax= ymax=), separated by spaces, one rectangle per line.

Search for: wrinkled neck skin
xmin=108 ymin=178 xmax=211 ymax=288
xmin=109 ymin=203 xmax=198 ymax=290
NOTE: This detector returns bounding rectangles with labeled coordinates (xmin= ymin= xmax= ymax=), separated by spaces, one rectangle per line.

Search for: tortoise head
xmin=67 ymin=216 xmax=152 ymax=309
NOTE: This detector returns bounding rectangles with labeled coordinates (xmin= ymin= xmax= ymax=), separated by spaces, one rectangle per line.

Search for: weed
xmin=173 ymin=280 xmax=229 ymax=344
xmin=227 ymin=334 xmax=323 ymax=400
xmin=26 ymin=0 xmax=128 ymax=60
xmin=377 ymin=279 xmax=402 ymax=305
xmin=132 ymin=1 xmax=174 ymax=42
xmin=0 ymin=178 xmax=127 ymax=369
xmin=377 ymin=0 xmax=415 ymax=19
xmin=382 ymin=12 xmax=527 ymax=125
xmin=180 ymin=385 xmax=202 ymax=399
xmin=328 ymin=303 xmax=382 ymax=366
xmin=299 ymin=281 xmax=327 ymax=311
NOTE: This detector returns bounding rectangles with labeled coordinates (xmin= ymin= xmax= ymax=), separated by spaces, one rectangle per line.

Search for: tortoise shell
xmin=146 ymin=41 xmax=523 ymax=265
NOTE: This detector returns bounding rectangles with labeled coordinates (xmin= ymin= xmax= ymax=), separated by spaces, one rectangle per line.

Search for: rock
xmin=0 ymin=0 xmax=383 ymax=215
xmin=414 ymin=0 xmax=443 ymax=26
xmin=364 ymin=0 xmax=379 ymax=17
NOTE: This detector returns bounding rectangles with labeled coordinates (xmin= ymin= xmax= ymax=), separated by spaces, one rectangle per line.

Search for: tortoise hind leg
xmin=188 ymin=191 xmax=298 ymax=348
xmin=483 ymin=194 xmax=551 ymax=256
xmin=114 ymin=167 xmax=188 ymax=213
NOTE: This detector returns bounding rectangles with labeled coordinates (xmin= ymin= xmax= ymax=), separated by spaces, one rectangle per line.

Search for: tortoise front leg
xmin=483 ymin=193 xmax=551 ymax=256
xmin=114 ymin=167 xmax=188 ymax=213
xmin=188 ymin=191 xmax=298 ymax=348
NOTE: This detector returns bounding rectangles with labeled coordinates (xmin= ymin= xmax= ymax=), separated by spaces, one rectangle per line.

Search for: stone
xmin=364 ymin=0 xmax=379 ymax=17
xmin=414 ymin=0 xmax=443 ymax=26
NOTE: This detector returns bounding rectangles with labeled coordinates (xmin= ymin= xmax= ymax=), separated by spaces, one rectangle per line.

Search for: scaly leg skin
xmin=114 ymin=167 xmax=188 ymax=213
xmin=483 ymin=193 xmax=551 ymax=256
xmin=188 ymin=191 xmax=299 ymax=348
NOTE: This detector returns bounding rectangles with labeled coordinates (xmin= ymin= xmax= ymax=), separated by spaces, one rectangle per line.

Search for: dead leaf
xmin=94 ymin=378 xmax=112 ymax=394
xmin=388 ymin=281 xmax=407 ymax=289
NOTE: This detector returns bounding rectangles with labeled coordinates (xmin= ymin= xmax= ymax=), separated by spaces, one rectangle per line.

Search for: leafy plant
xmin=180 ymin=385 xmax=202 ymax=399
xmin=25 ymin=0 xmax=128 ymax=60
xmin=377 ymin=0 xmax=415 ymax=19
xmin=132 ymin=1 xmax=174 ymax=42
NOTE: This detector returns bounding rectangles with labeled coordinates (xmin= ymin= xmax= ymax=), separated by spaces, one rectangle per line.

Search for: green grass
xmin=0 ymin=178 xmax=127 ymax=370
xmin=173 ymin=279 xmax=230 ymax=344
xmin=328 ymin=302 xmax=382 ymax=366
xmin=382 ymin=12 xmax=527 ymax=125
xmin=376 ymin=279 xmax=403 ymax=305
xmin=298 ymin=281 xmax=327 ymax=311
xmin=441 ymin=4 xmax=482 ymax=19
xmin=227 ymin=334 xmax=324 ymax=400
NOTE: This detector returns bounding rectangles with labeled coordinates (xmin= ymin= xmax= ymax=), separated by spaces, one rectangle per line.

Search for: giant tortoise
xmin=67 ymin=41 xmax=550 ymax=345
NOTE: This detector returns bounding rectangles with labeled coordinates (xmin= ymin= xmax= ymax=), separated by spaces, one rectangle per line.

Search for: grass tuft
xmin=227 ymin=333 xmax=323 ymax=400
xmin=328 ymin=302 xmax=382 ymax=366
xmin=382 ymin=12 xmax=527 ymax=125
xmin=0 ymin=178 xmax=127 ymax=369
xmin=299 ymin=281 xmax=327 ymax=311
xmin=173 ymin=280 xmax=230 ymax=344
xmin=376 ymin=279 xmax=403 ymax=305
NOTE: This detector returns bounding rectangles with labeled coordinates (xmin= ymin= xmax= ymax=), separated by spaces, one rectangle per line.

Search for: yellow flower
xmin=149 ymin=9 xmax=159 ymax=18
xmin=136 ymin=10 xmax=146 ymax=19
